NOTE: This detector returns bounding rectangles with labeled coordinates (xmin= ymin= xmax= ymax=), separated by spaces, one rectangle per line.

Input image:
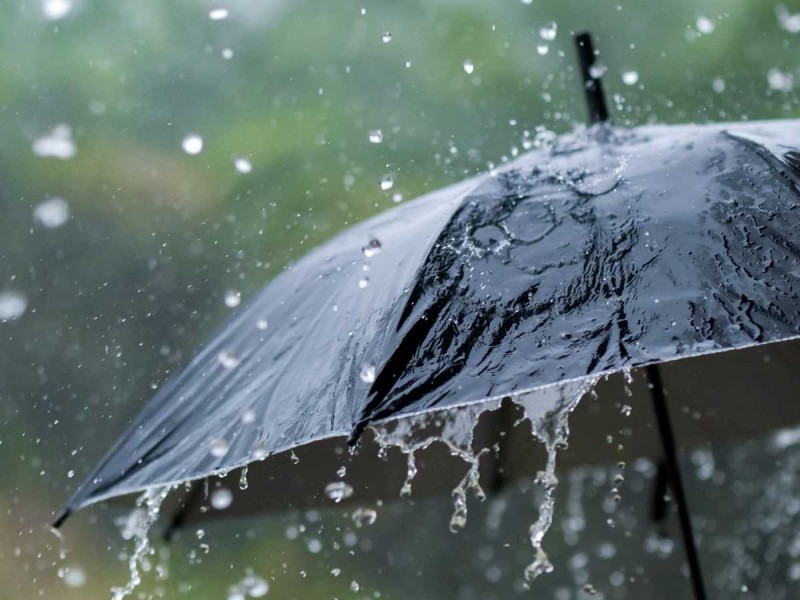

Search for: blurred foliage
xmin=0 ymin=0 xmax=798 ymax=597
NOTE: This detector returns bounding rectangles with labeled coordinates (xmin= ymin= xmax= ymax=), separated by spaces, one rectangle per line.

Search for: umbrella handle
xmin=574 ymin=32 xmax=610 ymax=125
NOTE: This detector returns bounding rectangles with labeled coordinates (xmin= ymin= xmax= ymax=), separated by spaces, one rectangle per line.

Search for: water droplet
xmin=234 ymin=157 xmax=252 ymax=173
xmin=379 ymin=174 xmax=394 ymax=191
xmin=696 ymin=16 xmax=715 ymax=34
xmin=350 ymin=581 xmax=360 ymax=592
xmin=358 ymin=277 xmax=369 ymax=289
xmin=404 ymin=60 xmax=412 ymax=68
xmin=381 ymin=32 xmax=392 ymax=43
xmin=209 ymin=7 xmax=229 ymax=20
xmin=224 ymin=289 xmax=241 ymax=308
xmin=221 ymin=48 xmax=234 ymax=60
xmin=42 ymin=0 xmax=72 ymax=20
xmin=256 ymin=318 xmax=268 ymax=331
xmin=241 ymin=409 xmax=256 ymax=424
xmin=227 ymin=570 xmax=269 ymax=599
xmin=217 ymin=351 xmax=241 ymax=369
xmin=181 ymin=134 xmax=204 ymax=155
xmin=62 ymin=565 xmax=86 ymax=588
xmin=0 ymin=290 xmax=27 ymax=322
xmin=67 ymin=470 xmax=75 ymax=478
xmin=210 ymin=488 xmax=233 ymax=510
xmin=583 ymin=583 xmax=598 ymax=595
xmin=32 ymin=124 xmax=76 ymax=159
xmin=351 ymin=507 xmax=377 ymax=527
xmin=521 ymin=0 xmax=532 ymax=4
xmin=336 ymin=465 xmax=347 ymax=477
xmin=768 ymin=68 xmax=794 ymax=92
xmin=539 ymin=22 xmax=557 ymax=41
xmin=306 ymin=539 xmax=322 ymax=554
xmin=33 ymin=197 xmax=70 ymax=228
xmin=712 ymin=77 xmax=726 ymax=93
xmin=463 ymin=59 xmax=474 ymax=74
xmin=360 ymin=363 xmax=376 ymax=383
xmin=622 ymin=70 xmax=639 ymax=86
xmin=290 ymin=450 xmax=300 ymax=464
xmin=324 ymin=481 xmax=354 ymax=503
xmin=621 ymin=405 xmax=632 ymax=417
xmin=362 ymin=238 xmax=382 ymax=258
xmin=589 ymin=63 xmax=607 ymax=79
xmin=209 ymin=438 xmax=230 ymax=458
xmin=239 ymin=465 xmax=249 ymax=490
xmin=536 ymin=44 xmax=549 ymax=56
xmin=368 ymin=129 xmax=383 ymax=144
xmin=330 ymin=568 xmax=341 ymax=576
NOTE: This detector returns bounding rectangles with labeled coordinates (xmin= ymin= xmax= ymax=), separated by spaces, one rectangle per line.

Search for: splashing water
xmin=372 ymin=377 xmax=597 ymax=584
xmin=515 ymin=378 xmax=599 ymax=583
xmin=111 ymin=486 xmax=171 ymax=600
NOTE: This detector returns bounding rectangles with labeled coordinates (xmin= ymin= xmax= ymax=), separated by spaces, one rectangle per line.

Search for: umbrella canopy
xmin=55 ymin=113 xmax=800 ymax=523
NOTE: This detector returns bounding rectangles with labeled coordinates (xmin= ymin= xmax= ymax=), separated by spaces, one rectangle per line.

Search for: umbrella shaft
xmin=647 ymin=365 xmax=708 ymax=600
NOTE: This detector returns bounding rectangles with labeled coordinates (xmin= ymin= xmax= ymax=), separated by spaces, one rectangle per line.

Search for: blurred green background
xmin=1 ymin=0 xmax=799 ymax=598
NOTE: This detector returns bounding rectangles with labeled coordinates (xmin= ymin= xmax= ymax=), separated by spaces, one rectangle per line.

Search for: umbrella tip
xmin=574 ymin=31 xmax=610 ymax=126
xmin=52 ymin=506 xmax=71 ymax=529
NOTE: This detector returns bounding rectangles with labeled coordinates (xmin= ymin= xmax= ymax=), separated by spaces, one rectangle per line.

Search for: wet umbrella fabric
xmin=55 ymin=116 xmax=800 ymax=523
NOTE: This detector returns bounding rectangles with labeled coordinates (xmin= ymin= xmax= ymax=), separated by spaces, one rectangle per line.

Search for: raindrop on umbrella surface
xmin=224 ymin=289 xmax=241 ymax=308
xmin=324 ymin=481 xmax=354 ymax=503
xmin=0 ymin=291 xmax=27 ymax=322
xmin=359 ymin=363 xmax=376 ymax=383
xmin=217 ymin=351 xmax=241 ymax=369
xmin=181 ymin=134 xmax=204 ymax=155
xmin=463 ymin=60 xmax=474 ymax=74
xmin=210 ymin=488 xmax=233 ymax=510
xmin=379 ymin=174 xmax=394 ymax=190
xmin=368 ymin=129 xmax=383 ymax=144
xmin=234 ymin=157 xmax=252 ymax=173
xmin=209 ymin=438 xmax=230 ymax=458
xmin=362 ymin=238 xmax=382 ymax=258
xmin=32 ymin=124 xmax=76 ymax=159
xmin=33 ymin=197 xmax=70 ymax=228
xmin=42 ymin=0 xmax=72 ymax=20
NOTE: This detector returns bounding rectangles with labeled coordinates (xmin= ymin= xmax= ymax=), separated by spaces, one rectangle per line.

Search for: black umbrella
xmin=55 ymin=33 xmax=800 ymax=599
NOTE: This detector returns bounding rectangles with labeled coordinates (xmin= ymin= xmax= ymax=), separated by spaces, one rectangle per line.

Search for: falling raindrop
xmin=336 ymin=465 xmax=347 ymax=477
xmin=325 ymin=481 xmax=354 ymax=502
xmin=358 ymin=277 xmax=369 ymax=289
xmin=217 ymin=351 xmax=241 ymax=369
xmin=463 ymin=60 xmax=474 ymax=74
xmin=404 ymin=60 xmax=411 ymax=68
xmin=696 ymin=16 xmax=715 ymax=34
xmin=33 ymin=197 xmax=70 ymax=228
xmin=221 ymin=48 xmax=234 ymax=60
xmin=234 ymin=157 xmax=252 ymax=173
xmin=362 ymin=238 xmax=382 ymax=258
xmin=351 ymin=507 xmax=377 ymax=527
xmin=621 ymin=405 xmax=632 ymax=417
xmin=712 ymin=77 xmax=726 ymax=93
xmin=239 ymin=465 xmax=249 ymax=490
xmin=350 ymin=581 xmax=360 ymax=592
xmin=42 ymin=0 xmax=72 ymax=20
xmin=181 ymin=134 xmax=204 ymax=155
xmin=622 ymin=70 xmax=639 ymax=86
xmin=209 ymin=438 xmax=230 ymax=458
xmin=381 ymin=32 xmax=392 ymax=43
xmin=536 ymin=44 xmax=549 ymax=56
xmin=209 ymin=8 xmax=229 ymax=20
xmin=32 ymin=124 xmax=76 ymax=159
xmin=589 ymin=63 xmax=607 ymax=78
xmin=210 ymin=488 xmax=233 ymax=510
xmin=379 ymin=174 xmax=394 ymax=190
xmin=224 ymin=289 xmax=242 ymax=308
xmin=368 ymin=129 xmax=383 ymax=144
xmin=306 ymin=539 xmax=322 ymax=554
xmin=0 ymin=291 xmax=27 ymax=322
xmin=61 ymin=565 xmax=86 ymax=588
xmin=539 ymin=22 xmax=557 ymax=41
xmin=767 ymin=68 xmax=794 ymax=92
xmin=359 ymin=363 xmax=376 ymax=383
